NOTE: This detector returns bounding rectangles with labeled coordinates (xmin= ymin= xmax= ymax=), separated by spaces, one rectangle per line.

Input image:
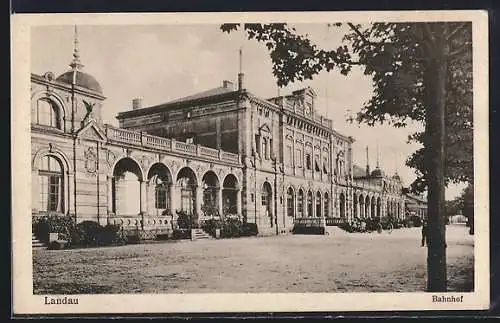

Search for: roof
xmin=353 ymin=164 xmax=367 ymax=178
xmin=167 ymin=86 xmax=234 ymax=104
xmin=56 ymin=70 xmax=103 ymax=94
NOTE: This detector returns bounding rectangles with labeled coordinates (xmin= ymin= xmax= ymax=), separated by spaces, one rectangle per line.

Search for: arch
xmin=286 ymin=186 xmax=295 ymax=218
xmin=31 ymin=90 xmax=67 ymax=129
xmin=261 ymin=181 xmax=273 ymax=226
xmin=112 ymin=157 xmax=144 ymax=215
xmin=201 ymin=170 xmax=220 ymax=216
xmin=365 ymin=195 xmax=370 ymax=218
xmin=324 ymin=192 xmax=330 ymax=218
xmin=307 ymin=190 xmax=313 ymax=217
xmin=222 ymin=173 xmax=239 ymax=215
xmin=315 ymin=191 xmax=322 ymax=218
xmin=371 ymin=196 xmax=376 ymax=219
xmin=176 ymin=166 xmax=198 ymax=215
xmin=339 ymin=192 xmax=346 ymax=218
xmin=297 ymin=188 xmax=305 ymax=217
xmin=359 ymin=194 xmax=364 ymax=218
xmin=377 ymin=197 xmax=381 ymax=218
xmin=147 ymin=163 xmax=173 ymax=215
xmin=32 ymin=147 xmax=72 ymax=172
xmin=353 ymin=192 xmax=358 ymax=218
xmin=37 ymin=155 xmax=65 ymax=213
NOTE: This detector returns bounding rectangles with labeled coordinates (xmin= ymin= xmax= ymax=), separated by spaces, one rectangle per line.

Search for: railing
xmin=294 ymin=217 xmax=324 ymax=227
xmin=105 ymin=124 xmax=241 ymax=164
xmin=325 ymin=217 xmax=345 ymax=226
xmin=107 ymin=214 xmax=172 ymax=228
xmin=143 ymin=133 xmax=171 ymax=150
xmin=221 ymin=151 xmax=240 ymax=163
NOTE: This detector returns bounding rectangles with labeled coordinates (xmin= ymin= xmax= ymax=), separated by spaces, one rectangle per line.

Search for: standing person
xmin=421 ymin=220 xmax=428 ymax=247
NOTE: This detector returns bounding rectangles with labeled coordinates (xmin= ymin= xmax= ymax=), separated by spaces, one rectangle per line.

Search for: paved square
xmin=33 ymin=224 xmax=473 ymax=294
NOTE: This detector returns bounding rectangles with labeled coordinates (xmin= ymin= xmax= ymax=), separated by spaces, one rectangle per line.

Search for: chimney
xmin=223 ymin=80 xmax=235 ymax=90
xmin=132 ymin=98 xmax=142 ymax=110
xmin=238 ymin=73 xmax=244 ymax=91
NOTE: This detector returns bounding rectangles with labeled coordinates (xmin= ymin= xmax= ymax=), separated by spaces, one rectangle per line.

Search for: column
xmin=32 ymin=170 xmax=40 ymax=214
xmin=107 ymin=176 xmax=113 ymax=214
xmin=218 ymin=187 xmax=223 ymax=217
xmin=356 ymin=199 xmax=360 ymax=219
xmin=170 ymin=184 xmax=179 ymax=215
xmin=195 ymin=186 xmax=203 ymax=218
xmin=236 ymin=189 xmax=242 ymax=216
xmin=139 ymin=180 xmax=147 ymax=215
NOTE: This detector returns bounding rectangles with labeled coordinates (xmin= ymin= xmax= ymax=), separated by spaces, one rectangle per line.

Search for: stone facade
xmin=31 ymin=48 xmax=419 ymax=238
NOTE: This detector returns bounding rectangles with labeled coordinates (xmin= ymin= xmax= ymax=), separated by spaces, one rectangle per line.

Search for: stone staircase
xmin=191 ymin=228 xmax=213 ymax=240
xmin=32 ymin=233 xmax=46 ymax=249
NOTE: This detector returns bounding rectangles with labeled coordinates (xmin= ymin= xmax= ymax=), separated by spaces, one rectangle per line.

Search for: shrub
xmin=221 ymin=217 xmax=243 ymax=238
xmin=241 ymin=223 xmax=258 ymax=236
xmin=410 ymin=215 xmax=422 ymax=227
xmin=47 ymin=240 xmax=67 ymax=250
xmin=71 ymin=221 xmax=125 ymax=247
xmin=176 ymin=211 xmax=192 ymax=229
xmin=173 ymin=229 xmax=190 ymax=240
xmin=33 ymin=214 xmax=76 ymax=244
xmin=200 ymin=219 xmax=222 ymax=237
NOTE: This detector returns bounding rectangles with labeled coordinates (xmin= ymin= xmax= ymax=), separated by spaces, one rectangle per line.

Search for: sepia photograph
xmin=11 ymin=11 xmax=489 ymax=314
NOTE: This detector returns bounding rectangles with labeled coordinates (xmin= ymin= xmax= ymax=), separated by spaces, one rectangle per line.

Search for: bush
xmin=33 ymin=214 xmax=76 ymax=244
xmin=173 ymin=229 xmax=190 ymax=240
xmin=47 ymin=240 xmax=67 ymax=250
xmin=410 ymin=215 xmax=422 ymax=227
xmin=241 ymin=223 xmax=258 ymax=236
xmin=200 ymin=219 xmax=222 ymax=237
xmin=221 ymin=217 xmax=243 ymax=238
xmin=71 ymin=221 xmax=125 ymax=247
xmin=176 ymin=211 xmax=192 ymax=229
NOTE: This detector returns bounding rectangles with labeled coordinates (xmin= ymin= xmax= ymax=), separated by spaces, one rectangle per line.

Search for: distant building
xmin=31 ymin=29 xmax=418 ymax=239
xmin=404 ymin=193 xmax=428 ymax=220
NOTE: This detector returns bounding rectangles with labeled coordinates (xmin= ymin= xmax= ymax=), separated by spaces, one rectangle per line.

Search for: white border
xmin=11 ymin=11 xmax=490 ymax=314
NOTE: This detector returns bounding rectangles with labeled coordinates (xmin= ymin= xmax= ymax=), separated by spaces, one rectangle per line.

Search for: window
xmin=296 ymin=149 xmax=303 ymax=167
xmin=323 ymin=157 xmax=329 ymax=173
xmin=254 ymin=135 xmax=260 ymax=155
xmin=306 ymin=154 xmax=312 ymax=170
xmin=39 ymin=155 xmax=63 ymax=213
xmin=286 ymin=145 xmax=293 ymax=166
xmin=155 ymin=185 xmax=168 ymax=209
xmin=36 ymin=99 xmax=60 ymax=128
xmin=262 ymin=139 xmax=268 ymax=159
xmin=287 ymin=188 xmax=294 ymax=217
xmin=324 ymin=193 xmax=329 ymax=217
xmin=307 ymin=191 xmax=313 ymax=217
xmin=315 ymin=154 xmax=320 ymax=172
xmin=297 ymin=190 xmax=304 ymax=217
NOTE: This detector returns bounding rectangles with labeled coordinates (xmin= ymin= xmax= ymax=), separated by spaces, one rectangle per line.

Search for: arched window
xmin=287 ymin=187 xmax=294 ymax=218
xmin=155 ymin=183 xmax=168 ymax=210
xmin=307 ymin=191 xmax=313 ymax=217
xmin=297 ymin=189 xmax=304 ymax=217
xmin=315 ymin=191 xmax=322 ymax=217
xmin=36 ymin=99 xmax=60 ymax=128
xmin=39 ymin=155 xmax=64 ymax=213
xmin=324 ymin=192 xmax=329 ymax=217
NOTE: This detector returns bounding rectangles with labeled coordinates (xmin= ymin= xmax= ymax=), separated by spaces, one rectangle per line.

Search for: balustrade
xmin=104 ymin=124 xmax=241 ymax=164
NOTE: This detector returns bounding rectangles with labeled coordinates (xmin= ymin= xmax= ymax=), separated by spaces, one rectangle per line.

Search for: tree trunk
xmin=423 ymin=25 xmax=448 ymax=292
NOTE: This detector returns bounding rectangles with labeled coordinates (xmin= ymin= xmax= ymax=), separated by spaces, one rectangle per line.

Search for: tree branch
xmin=445 ymin=22 xmax=469 ymax=42
xmin=347 ymin=23 xmax=376 ymax=46
xmin=446 ymin=42 xmax=472 ymax=59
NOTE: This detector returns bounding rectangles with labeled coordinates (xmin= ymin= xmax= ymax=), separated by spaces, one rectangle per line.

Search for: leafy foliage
xmin=221 ymin=22 xmax=473 ymax=193
xmin=33 ymin=214 xmax=76 ymax=244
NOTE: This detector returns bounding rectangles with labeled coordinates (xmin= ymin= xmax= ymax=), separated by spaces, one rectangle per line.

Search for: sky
xmin=31 ymin=24 xmax=467 ymax=200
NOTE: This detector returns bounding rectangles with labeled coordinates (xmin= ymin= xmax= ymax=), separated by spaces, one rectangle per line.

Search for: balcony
xmin=325 ymin=217 xmax=346 ymax=226
xmin=294 ymin=217 xmax=325 ymax=227
xmin=105 ymin=124 xmax=241 ymax=165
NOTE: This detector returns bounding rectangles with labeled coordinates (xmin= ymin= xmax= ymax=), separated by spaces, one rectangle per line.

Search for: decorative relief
xmin=139 ymin=155 xmax=151 ymax=171
xmin=106 ymin=150 xmax=116 ymax=167
xmin=84 ymin=147 xmax=98 ymax=174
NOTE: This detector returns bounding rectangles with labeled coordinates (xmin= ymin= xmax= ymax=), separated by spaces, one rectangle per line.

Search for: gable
xmin=77 ymin=122 xmax=107 ymax=141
